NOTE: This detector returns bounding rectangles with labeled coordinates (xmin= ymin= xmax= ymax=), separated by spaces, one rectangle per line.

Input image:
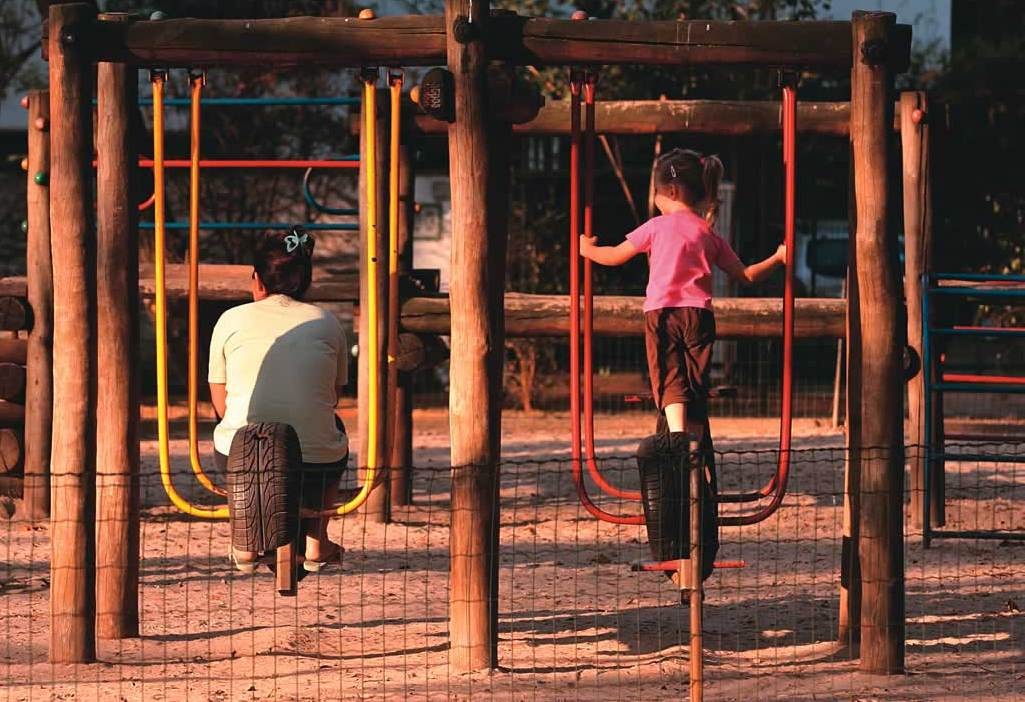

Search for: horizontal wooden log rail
xmin=0 ymin=428 xmax=21 ymax=473
xmin=0 ymin=400 xmax=25 ymax=427
xmin=137 ymin=264 xmax=359 ymax=302
xmin=0 ymin=363 xmax=26 ymax=401
xmin=409 ymin=99 xmax=906 ymax=136
xmin=403 ymin=294 xmax=845 ymax=338
xmin=83 ymin=13 xmax=910 ymax=70
xmin=1 ymin=274 xmax=843 ymax=338
xmin=0 ymin=340 xmax=27 ymax=365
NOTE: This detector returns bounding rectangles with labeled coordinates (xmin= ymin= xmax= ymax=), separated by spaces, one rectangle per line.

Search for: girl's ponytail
xmin=701 ymin=154 xmax=724 ymax=226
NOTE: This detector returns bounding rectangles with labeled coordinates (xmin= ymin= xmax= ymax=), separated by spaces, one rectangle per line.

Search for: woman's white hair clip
xmin=669 ymin=164 xmax=678 ymax=179
xmin=285 ymin=229 xmax=310 ymax=254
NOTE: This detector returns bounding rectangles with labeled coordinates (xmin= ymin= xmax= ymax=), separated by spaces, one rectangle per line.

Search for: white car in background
xmin=794 ymin=220 xmax=905 ymax=299
xmin=794 ymin=220 xmax=849 ymax=298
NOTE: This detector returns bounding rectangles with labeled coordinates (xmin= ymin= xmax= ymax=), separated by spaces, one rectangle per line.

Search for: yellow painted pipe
xmin=187 ymin=73 xmax=227 ymax=498
xmin=152 ymin=73 xmax=228 ymax=520
xmin=312 ymin=74 xmax=381 ymax=517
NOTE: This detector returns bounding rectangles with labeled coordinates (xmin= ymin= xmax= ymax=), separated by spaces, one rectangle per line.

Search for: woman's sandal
xmin=229 ymin=548 xmax=260 ymax=574
xmin=302 ymin=542 xmax=344 ymax=573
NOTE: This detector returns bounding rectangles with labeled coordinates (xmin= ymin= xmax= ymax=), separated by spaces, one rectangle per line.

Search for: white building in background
xmin=411 ymin=175 xmax=454 ymax=292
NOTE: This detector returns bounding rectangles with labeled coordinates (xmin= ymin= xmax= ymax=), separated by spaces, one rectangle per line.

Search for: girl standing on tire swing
xmin=208 ymin=227 xmax=349 ymax=573
xmin=580 ymin=149 xmax=786 ymax=442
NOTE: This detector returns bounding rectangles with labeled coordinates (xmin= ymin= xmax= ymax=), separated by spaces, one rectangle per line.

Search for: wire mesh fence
xmin=3 ymin=436 xmax=1024 ymax=700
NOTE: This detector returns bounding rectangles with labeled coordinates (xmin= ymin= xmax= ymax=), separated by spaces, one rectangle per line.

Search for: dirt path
xmin=2 ymin=409 xmax=1023 ymax=700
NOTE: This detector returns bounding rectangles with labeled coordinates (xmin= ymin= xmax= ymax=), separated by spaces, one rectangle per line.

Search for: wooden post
xmin=900 ymin=91 xmax=940 ymax=530
xmin=389 ymin=143 xmax=415 ymax=507
xmin=838 ymin=159 xmax=861 ymax=647
xmin=48 ymin=2 xmax=98 ymax=664
xmin=95 ymin=26 xmax=140 ymax=640
xmin=358 ymin=84 xmax=390 ymax=523
xmin=851 ymin=11 xmax=905 ymax=674
xmin=23 ymin=90 xmax=52 ymax=521
xmin=446 ymin=0 xmax=509 ymax=672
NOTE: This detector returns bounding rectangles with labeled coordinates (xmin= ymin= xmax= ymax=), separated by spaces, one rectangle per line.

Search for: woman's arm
xmin=724 ymin=244 xmax=786 ymax=287
xmin=209 ymin=383 xmax=227 ymax=420
xmin=579 ymin=236 xmax=639 ymax=267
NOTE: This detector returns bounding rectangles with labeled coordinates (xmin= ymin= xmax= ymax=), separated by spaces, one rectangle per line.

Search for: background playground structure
xmin=0 ymin=2 xmax=1023 ymax=700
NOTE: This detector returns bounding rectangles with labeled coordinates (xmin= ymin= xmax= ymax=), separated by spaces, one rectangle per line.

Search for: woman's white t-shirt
xmin=208 ymin=295 xmax=349 ymax=463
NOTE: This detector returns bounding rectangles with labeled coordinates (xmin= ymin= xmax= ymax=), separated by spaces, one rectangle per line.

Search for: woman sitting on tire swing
xmin=208 ymin=227 xmax=349 ymax=573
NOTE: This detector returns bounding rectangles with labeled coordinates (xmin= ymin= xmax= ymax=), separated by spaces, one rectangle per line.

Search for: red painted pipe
xmin=582 ymin=74 xmax=643 ymax=502
xmin=569 ymin=74 xmax=643 ymax=526
xmin=718 ymin=83 xmax=797 ymax=527
xmin=136 ymin=159 xmax=359 ymax=169
xmin=952 ymin=325 xmax=1025 ymax=333
xmin=942 ymin=373 xmax=1025 ymax=385
xmin=92 ymin=158 xmax=358 ymax=169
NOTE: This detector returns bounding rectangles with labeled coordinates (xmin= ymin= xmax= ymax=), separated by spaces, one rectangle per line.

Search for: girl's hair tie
xmin=700 ymin=156 xmax=707 ymax=166
xmin=285 ymin=228 xmax=311 ymax=254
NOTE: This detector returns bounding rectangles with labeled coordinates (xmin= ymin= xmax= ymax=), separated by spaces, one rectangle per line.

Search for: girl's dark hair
xmin=653 ymin=148 xmax=725 ymax=225
xmin=253 ymin=227 xmax=315 ymax=299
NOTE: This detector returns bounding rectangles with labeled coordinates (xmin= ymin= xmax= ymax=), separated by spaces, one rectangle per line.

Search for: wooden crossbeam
xmin=83 ymin=13 xmax=911 ymax=70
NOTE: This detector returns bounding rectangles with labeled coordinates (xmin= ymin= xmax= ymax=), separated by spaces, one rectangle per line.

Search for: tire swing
xmin=149 ymin=68 xmax=396 ymax=595
xmin=565 ymin=69 xmax=799 ymax=592
xmin=633 ymin=74 xmax=800 ymax=583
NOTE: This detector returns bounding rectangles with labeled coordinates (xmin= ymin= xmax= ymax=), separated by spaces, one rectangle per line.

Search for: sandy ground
xmin=2 ymin=408 xmax=1024 ymax=701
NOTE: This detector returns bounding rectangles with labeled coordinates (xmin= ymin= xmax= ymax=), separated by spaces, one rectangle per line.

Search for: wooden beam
xmin=446 ymin=0 xmax=505 ymax=673
xmin=378 ymin=98 xmax=910 ymax=137
xmin=8 ymin=266 xmax=359 ymax=303
xmin=137 ymin=264 xmax=359 ymax=302
xmin=460 ymin=100 xmax=855 ymax=136
xmin=851 ymin=11 xmax=905 ymax=675
xmin=402 ymin=294 xmax=844 ymax=338
xmin=0 ymin=363 xmax=26 ymax=401
xmin=23 ymin=89 xmax=52 ymax=522
xmin=0 ymin=279 xmax=27 ymax=297
xmin=839 ymin=160 xmax=860 ymax=647
xmin=0 ymin=339 xmax=27 ymax=365
xmin=85 ymin=14 xmax=911 ymax=70
xmin=0 ymin=400 xmax=25 ymax=426
xmin=95 ymin=34 xmax=141 ymax=641
xmin=48 ymin=2 xmax=98 ymax=663
xmin=901 ymin=91 xmax=941 ymax=531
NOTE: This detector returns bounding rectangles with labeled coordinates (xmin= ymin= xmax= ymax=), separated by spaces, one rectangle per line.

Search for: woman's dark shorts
xmin=214 ymin=416 xmax=349 ymax=512
xmin=644 ymin=306 xmax=716 ymax=410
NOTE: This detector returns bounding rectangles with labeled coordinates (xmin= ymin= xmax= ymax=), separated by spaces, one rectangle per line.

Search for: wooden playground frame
xmin=13 ymin=0 xmax=929 ymax=681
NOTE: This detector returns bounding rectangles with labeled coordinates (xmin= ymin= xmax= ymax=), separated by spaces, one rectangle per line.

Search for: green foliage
xmin=0 ymin=0 xmax=46 ymax=100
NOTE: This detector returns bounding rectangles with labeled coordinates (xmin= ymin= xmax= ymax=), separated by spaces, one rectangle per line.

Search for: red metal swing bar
xmin=569 ymin=70 xmax=645 ymax=526
xmin=716 ymin=80 xmax=797 ymax=526
xmin=568 ymin=76 xmax=798 ymax=528
xmin=581 ymin=73 xmax=644 ymax=503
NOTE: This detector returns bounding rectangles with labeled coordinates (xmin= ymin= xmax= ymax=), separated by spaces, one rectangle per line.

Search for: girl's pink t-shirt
xmin=626 ymin=210 xmax=742 ymax=312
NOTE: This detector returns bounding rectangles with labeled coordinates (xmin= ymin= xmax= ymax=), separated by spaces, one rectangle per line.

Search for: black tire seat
xmin=226 ymin=422 xmax=302 ymax=555
xmin=635 ymin=431 xmax=719 ymax=582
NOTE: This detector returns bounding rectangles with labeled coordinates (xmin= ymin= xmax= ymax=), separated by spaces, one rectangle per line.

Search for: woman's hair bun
xmin=284 ymin=226 xmax=314 ymax=258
